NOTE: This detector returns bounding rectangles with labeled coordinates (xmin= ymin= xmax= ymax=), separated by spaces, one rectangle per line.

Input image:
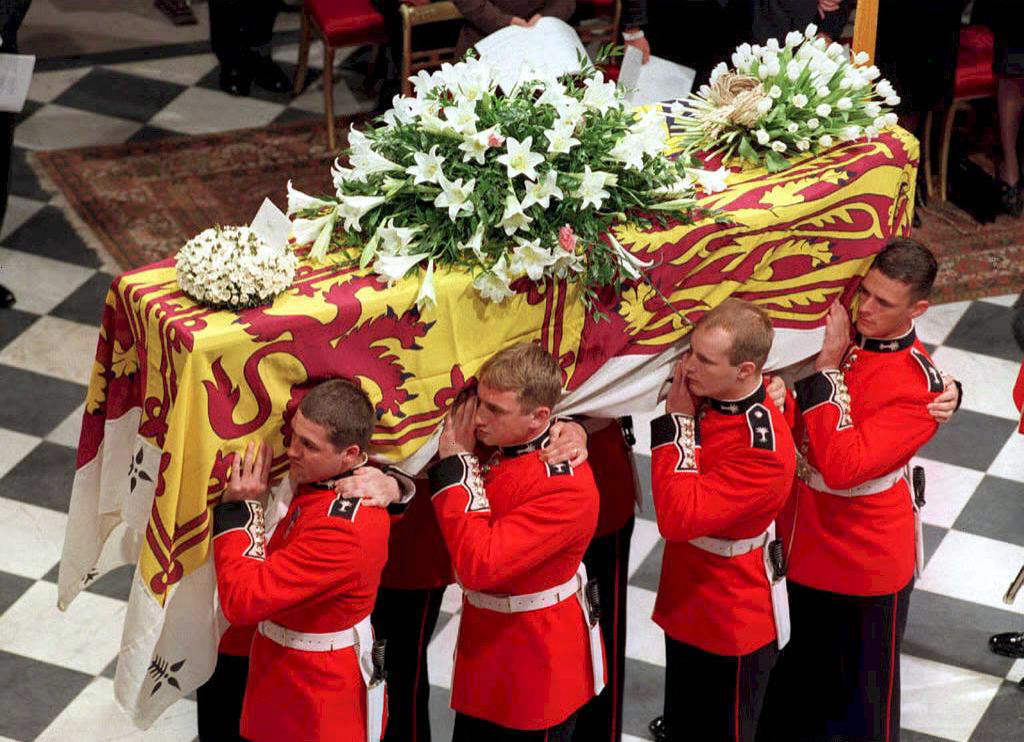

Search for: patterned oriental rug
xmin=30 ymin=119 xmax=1024 ymax=305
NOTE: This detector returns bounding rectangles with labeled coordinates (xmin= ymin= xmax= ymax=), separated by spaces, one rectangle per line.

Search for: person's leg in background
xmin=0 ymin=0 xmax=33 ymax=309
xmin=243 ymin=0 xmax=290 ymax=93
xmin=208 ymin=0 xmax=250 ymax=95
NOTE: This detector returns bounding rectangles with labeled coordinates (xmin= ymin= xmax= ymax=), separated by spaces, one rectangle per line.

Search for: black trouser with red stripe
xmin=662 ymin=636 xmax=778 ymax=742
xmin=371 ymin=585 xmax=447 ymax=742
xmin=755 ymin=579 xmax=914 ymax=742
xmin=572 ymin=516 xmax=635 ymax=742
xmin=453 ymin=711 xmax=578 ymax=741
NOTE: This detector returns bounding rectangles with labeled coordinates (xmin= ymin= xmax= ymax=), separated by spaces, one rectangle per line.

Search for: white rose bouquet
xmin=175 ymin=226 xmax=298 ymax=310
xmin=288 ymin=51 xmax=726 ymax=312
xmin=672 ymin=24 xmax=901 ymax=172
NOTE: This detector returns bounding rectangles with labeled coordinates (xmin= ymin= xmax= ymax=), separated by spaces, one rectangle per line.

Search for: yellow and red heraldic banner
xmin=59 ymin=125 xmax=917 ymax=727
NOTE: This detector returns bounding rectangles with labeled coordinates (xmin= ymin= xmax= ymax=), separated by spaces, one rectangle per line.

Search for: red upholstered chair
xmin=293 ymin=0 xmax=389 ymax=151
xmin=922 ymin=25 xmax=998 ymax=201
xmin=574 ymin=0 xmax=621 ymax=46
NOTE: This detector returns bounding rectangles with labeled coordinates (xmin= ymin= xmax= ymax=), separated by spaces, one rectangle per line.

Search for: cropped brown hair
xmin=872 ymin=238 xmax=937 ymax=301
xmin=697 ymin=298 xmax=774 ymax=370
xmin=298 ymin=378 xmax=375 ymax=452
xmin=478 ymin=342 xmax=563 ymax=411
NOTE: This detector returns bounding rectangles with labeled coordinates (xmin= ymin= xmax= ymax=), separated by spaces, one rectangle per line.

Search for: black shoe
xmin=0 ymin=284 xmax=14 ymax=309
xmin=996 ymin=179 xmax=1023 ymax=218
xmin=250 ymin=55 xmax=291 ymax=94
xmin=649 ymin=715 xmax=668 ymax=742
xmin=989 ymin=631 xmax=1024 ymax=658
xmin=219 ymin=65 xmax=251 ymax=96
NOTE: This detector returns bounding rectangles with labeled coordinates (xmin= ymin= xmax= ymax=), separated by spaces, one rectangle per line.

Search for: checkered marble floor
xmin=0 ymin=32 xmax=1022 ymax=742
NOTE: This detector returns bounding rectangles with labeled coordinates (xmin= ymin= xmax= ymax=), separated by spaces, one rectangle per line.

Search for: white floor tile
xmin=0 ymin=495 xmax=66 ymax=579
xmin=26 ymin=67 xmax=92 ymax=103
xmin=0 ymin=581 xmax=124 ymax=675
xmin=900 ymin=653 xmax=1003 ymax=742
xmin=0 ymin=315 xmax=99 ymax=385
xmin=0 ymin=428 xmax=40 ymax=479
xmin=987 ymin=431 xmax=1024 ymax=484
xmin=1008 ymin=659 xmax=1024 ymax=684
xmin=916 ymin=530 xmax=1024 ymax=611
xmin=36 ymin=677 xmax=197 ymax=742
xmin=625 ymin=585 xmax=665 ymax=667
xmin=916 ymin=301 xmax=971 ymax=346
xmin=149 ymin=87 xmax=284 ymax=135
xmin=929 ymin=346 xmax=1021 ymax=422
xmin=45 ymin=403 xmax=86 ymax=450
xmin=14 ymin=104 xmax=141 ymax=150
xmin=0 ymin=247 xmax=95 ymax=315
xmin=979 ymin=293 xmax=1020 ymax=308
xmin=913 ymin=456 xmax=986 ymax=528
xmin=102 ymin=53 xmax=218 ymax=87
xmin=426 ymin=611 xmax=458 ymax=690
xmin=628 ymin=517 xmax=661 ymax=579
xmin=289 ymin=76 xmax=376 ymax=117
xmin=1 ymin=195 xmax=47 ymax=241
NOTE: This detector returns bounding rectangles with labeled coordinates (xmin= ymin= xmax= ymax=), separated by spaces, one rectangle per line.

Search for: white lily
xmin=459 ymin=125 xmax=500 ymax=164
xmin=609 ymin=134 xmax=645 ymax=171
xmin=473 ymin=257 xmax=515 ymax=303
xmin=497 ymin=190 xmax=533 ymax=235
xmin=434 ymin=175 xmax=476 ymax=220
xmin=406 ymin=145 xmax=446 ymax=185
xmin=291 ymin=210 xmax=335 ymax=246
xmin=347 ymin=129 xmax=403 ymax=176
xmin=445 ymin=101 xmax=479 ymax=134
xmin=377 ymin=220 xmax=422 ymax=255
xmin=688 ymin=166 xmax=730 ymax=194
xmin=606 ymin=233 xmax=652 ymax=280
xmin=577 ymin=165 xmax=616 ymax=210
xmin=415 ymin=258 xmax=436 ymax=310
xmin=373 ymin=251 xmax=428 ymax=286
xmin=582 ymin=73 xmax=621 ymax=110
xmin=337 ymin=194 xmax=385 ymax=233
xmin=536 ymin=79 xmax=568 ymax=107
xmin=286 ymin=180 xmax=335 ymax=216
xmin=544 ymin=122 xmax=581 ymax=156
xmin=410 ymin=69 xmax=440 ymax=97
xmin=555 ymin=95 xmax=587 ymax=121
xmin=522 ymin=170 xmax=564 ymax=209
xmin=308 ymin=209 xmax=338 ymax=262
xmin=458 ymin=223 xmax=486 ymax=260
xmin=497 ymin=136 xmax=545 ymax=180
xmin=508 ymin=237 xmax=558 ymax=281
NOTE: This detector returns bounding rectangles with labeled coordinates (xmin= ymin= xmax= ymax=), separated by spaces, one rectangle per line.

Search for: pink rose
xmin=488 ymin=132 xmax=505 ymax=148
xmin=558 ymin=224 xmax=577 ymax=253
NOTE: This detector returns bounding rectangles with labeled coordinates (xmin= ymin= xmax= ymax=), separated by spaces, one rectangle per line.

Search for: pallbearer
xmin=651 ymin=299 xmax=796 ymax=742
xmin=431 ymin=342 xmax=605 ymax=741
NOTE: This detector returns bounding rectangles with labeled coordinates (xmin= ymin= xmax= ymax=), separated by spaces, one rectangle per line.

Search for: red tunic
xmin=780 ymin=328 xmax=942 ymax=596
xmin=380 ymin=477 xmax=455 ymax=590
xmin=1014 ymin=360 xmax=1023 ymax=434
xmin=650 ymin=385 xmax=796 ymax=656
xmin=588 ymin=420 xmax=639 ymax=538
xmin=213 ymin=479 xmax=390 ymax=742
xmin=429 ymin=433 xmax=603 ymax=730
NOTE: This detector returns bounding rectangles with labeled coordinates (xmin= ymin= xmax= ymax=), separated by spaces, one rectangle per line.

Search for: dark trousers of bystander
xmin=208 ymin=0 xmax=280 ymax=72
xmin=196 ymin=652 xmax=250 ymax=742
xmin=453 ymin=711 xmax=578 ymax=742
xmin=756 ymin=579 xmax=914 ymax=742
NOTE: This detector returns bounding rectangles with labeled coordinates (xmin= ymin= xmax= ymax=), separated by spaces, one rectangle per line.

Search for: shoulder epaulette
xmin=328 ymin=496 xmax=361 ymax=521
xmin=910 ymin=347 xmax=944 ymax=393
xmin=745 ymin=403 xmax=776 ymax=451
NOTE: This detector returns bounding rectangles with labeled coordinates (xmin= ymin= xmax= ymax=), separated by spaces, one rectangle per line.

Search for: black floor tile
xmin=634 ymin=453 xmax=653 ymax=515
xmin=125 ymin=124 xmax=182 ymax=143
xmin=922 ymin=522 xmax=947 ymax=567
xmin=100 ymin=657 xmax=118 ymax=680
xmin=3 ymin=205 xmax=100 ymax=268
xmin=0 ymin=308 xmax=39 ymax=352
xmin=942 ymin=301 xmax=1020 ymax=363
xmin=630 ymin=537 xmax=663 ymax=594
xmin=428 ymin=684 xmax=454 ymax=742
xmin=621 ymin=656 xmax=665 ymax=741
xmin=0 ymin=569 xmax=34 ymax=615
xmin=953 ymin=475 xmax=1024 ymax=547
xmin=968 ymin=680 xmax=1024 ymax=741
xmin=15 ymin=99 xmax=44 ymax=128
xmin=83 ymin=564 xmax=135 ymax=602
xmin=0 ymin=441 xmax=78 ymax=513
xmin=272 ymin=106 xmax=324 ymax=126
xmin=0 ymin=650 xmax=92 ymax=741
xmin=9 ymin=146 xmax=51 ymax=202
xmin=904 ymin=588 xmax=1020 ymax=678
xmin=918 ymin=410 xmax=1018 ymax=472
xmin=195 ymin=63 xmax=305 ymax=105
xmin=54 ymin=68 xmax=187 ymax=123
xmin=49 ymin=271 xmax=116 ymax=327
xmin=0 ymin=365 xmax=85 ymax=437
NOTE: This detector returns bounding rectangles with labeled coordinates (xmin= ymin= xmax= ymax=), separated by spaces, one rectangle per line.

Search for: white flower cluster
xmin=175 ymin=226 xmax=297 ymax=310
xmin=288 ymin=55 xmax=715 ymax=311
xmin=675 ymin=24 xmax=901 ymax=171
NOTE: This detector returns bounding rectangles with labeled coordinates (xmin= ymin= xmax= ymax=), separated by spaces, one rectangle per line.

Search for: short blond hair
xmin=478 ymin=342 xmax=563 ymax=411
xmin=697 ymin=298 xmax=774 ymax=370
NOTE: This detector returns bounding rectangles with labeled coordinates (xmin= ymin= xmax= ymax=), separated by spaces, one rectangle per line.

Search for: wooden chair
xmin=293 ymin=0 xmax=389 ymax=151
xmin=574 ymin=0 xmax=621 ymax=47
xmin=922 ymin=25 xmax=998 ymax=201
xmin=399 ymin=1 xmax=463 ymax=97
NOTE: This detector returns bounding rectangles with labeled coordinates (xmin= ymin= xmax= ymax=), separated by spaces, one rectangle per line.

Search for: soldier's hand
xmin=541 ymin=420 xmax=588 ymax=467
xmin=334 ymin=466 xmax=400 ymax=508
xmin=927 ymin=374 xmax=960 ymax=425
xmin=765 ymin=374 xmax=787 ymax=413
xmin=816 ymin=300 xmax=850 ymax=371
xmin=666 ymin=355 xmax=698 ymax=415
xmin=439 ymin=395 xmax=478 ymax=458
xmin=224 ymin=441 xmax=271 ymax=503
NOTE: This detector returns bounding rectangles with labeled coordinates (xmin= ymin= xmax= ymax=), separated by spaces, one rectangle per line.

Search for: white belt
xmin=688 ymin=523 xmax=791 ymax=650
xmin=800 ymin=460 xmax=905 ymax=497
xmin=461 ymin=564 xmax=606 ymax=697
xmin=257 ymin=615 xmax=385 ymax=742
